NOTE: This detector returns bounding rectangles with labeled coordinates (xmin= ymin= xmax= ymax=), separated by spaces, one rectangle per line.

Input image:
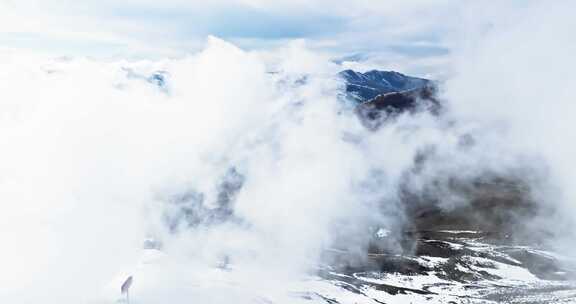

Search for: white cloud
xmin=0 ymin=33 xmax=476 ymax=303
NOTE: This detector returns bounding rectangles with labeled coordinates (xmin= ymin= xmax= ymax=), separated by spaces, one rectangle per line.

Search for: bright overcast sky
xmin=0 ymin=0 xmax=535 ymax=68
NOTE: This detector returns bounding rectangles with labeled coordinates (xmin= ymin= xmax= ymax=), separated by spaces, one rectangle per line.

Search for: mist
xmin=444 ymin=1 xmax=576 ymax=246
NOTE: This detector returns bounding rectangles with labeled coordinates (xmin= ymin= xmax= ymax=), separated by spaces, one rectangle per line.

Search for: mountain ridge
xmin=339 ymin=69 xmax=430 ymax=102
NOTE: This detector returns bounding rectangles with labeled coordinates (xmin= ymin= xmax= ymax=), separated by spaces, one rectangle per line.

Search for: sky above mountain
xmin=0 ymin=0 xmax=534 ymax=66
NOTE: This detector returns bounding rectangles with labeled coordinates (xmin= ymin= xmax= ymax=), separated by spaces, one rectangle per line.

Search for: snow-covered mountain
xmin=339 ymin=69 xmax=430 ymax=102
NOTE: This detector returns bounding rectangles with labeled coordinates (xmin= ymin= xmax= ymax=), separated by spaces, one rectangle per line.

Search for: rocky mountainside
xmin=330 ymin=70 xmax=576 ymax=303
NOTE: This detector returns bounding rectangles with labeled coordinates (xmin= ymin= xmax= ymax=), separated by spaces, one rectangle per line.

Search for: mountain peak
xmin=339 ymin=69 xmax=430 ymax=102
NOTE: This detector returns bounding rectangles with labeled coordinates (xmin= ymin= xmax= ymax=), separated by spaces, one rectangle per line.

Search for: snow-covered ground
xmin=103 ymin=231 xmax=576 ymax=304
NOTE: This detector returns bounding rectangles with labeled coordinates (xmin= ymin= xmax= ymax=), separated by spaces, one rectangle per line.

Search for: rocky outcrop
xmin=355 ymin=85 xmax=440 ymax=130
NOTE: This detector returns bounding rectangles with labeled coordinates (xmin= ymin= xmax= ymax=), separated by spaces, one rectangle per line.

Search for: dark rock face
xmin=339 ymin=69 xmax=430 ymax=102
xmin=355 ymin=85 xmax=440 ymax=130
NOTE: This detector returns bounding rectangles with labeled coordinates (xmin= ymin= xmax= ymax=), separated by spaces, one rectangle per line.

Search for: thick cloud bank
xmin=0 ymin=37 xmax=419 ymax=303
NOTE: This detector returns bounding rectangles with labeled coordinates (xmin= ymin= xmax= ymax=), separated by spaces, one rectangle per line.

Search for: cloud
xmin=0 ymin=33 xmax=478 ymax=303
xmin=443 ymin=0 xmax=576 ymax=244
xmin=0 ymin=35 xmax=369 ymax=303
xmin=2 ymin=1 xmax=576 ymax=303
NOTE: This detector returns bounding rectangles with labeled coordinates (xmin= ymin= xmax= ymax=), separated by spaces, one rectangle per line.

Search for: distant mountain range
xmin=338 ymin=69 xmax=438 ymax=129
xmin=339 ymin=69 xmax=430 ymax=102
xmin=138 ymin=67 xmax=437 ymax=129
xmin=144 ymin=67 xmax=438 ymax=130
xmin=138 ymin=67 xmax=433 ymax=114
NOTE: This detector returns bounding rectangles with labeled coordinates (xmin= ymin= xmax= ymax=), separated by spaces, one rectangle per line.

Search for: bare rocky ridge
xmin=355 ymin=85 xmax=440 ymax=130
xmin=324 ymin=70 xmax=576 ymax=303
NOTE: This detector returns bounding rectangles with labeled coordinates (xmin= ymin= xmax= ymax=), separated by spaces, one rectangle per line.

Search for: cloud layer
xmin=1 ymin=1 xmax=576 ymax=303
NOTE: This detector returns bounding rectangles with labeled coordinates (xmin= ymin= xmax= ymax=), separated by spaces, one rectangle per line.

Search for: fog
xmin=445 ymin=1 xmax=576 ymax=245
